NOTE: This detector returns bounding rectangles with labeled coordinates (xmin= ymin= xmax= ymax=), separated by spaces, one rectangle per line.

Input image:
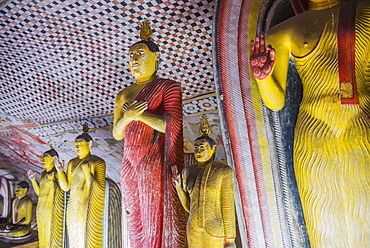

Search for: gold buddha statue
xmin=250 ymin=0 xmax=370 ymax=247
xmin=113 ymin=20 xmax=185 ymax=247
xmin=172 ymin=116 xmax=236 ymax=248
xmin=0 ymin=181 xmax=33 ymax=237
xmin=56 ymin=123 xmax=106 ymax=248
xmin=28 ymin=148 xmax=65 ymax=247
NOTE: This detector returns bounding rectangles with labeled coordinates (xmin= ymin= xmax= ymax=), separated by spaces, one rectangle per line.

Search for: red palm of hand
xmin=250 ymin=33 xmax=275 ymax=80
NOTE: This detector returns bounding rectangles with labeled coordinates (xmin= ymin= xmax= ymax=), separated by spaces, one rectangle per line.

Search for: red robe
xmin=121 ymin=78 xmax=186 ymax=247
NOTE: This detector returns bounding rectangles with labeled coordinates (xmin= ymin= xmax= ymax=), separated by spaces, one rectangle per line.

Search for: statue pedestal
xmin=0 ymin=230 xmax=38 ymax=248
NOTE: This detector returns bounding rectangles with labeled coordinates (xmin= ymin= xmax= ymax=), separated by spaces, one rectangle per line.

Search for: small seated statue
xmin=28 ymin=148 xmax=65 ymax=247
xmin=0 ymin=181 xmax=33 ymax=237
xmin=172 ymin=116 xmax=236 ymax=248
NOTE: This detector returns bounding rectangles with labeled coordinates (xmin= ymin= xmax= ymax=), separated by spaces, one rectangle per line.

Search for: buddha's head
xmin=75 ymin=123 xmax=92 ymax=159
xmin=42 ymin=148 xmax=59 ymax=172
xmin=15 ymin=181 xmax=29 ymax=198
xmin=128 ymin=42 xmax=159 ymax=82
xmin=128 ymin=20 xmax=160 ymax=83
xmin=194 ymin=136 xmax=216 ymax=163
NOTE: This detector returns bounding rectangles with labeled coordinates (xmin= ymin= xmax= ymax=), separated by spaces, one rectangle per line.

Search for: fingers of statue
xmin=259 ymin=33 xmax=265 ymax=53
xmin=125 ymin=101 xmax=148 ymax=119
xmin=132 ymin=100 xmax=148 ymax=110
xmin=171 ymin=165 xmax=179 ymax=178
xmin=81 ymin=162 xmax=89 ymax=172
xmin=250 ymin=34 xmax=275 ymax=80
xmin=27 ymin=169 xmax=36 ymax=180
xmin=54 ymin=157 xmax=64 ymax=171
xmin=122 ymin=102 xmax=130 ymax=113
xmin=171 ymin=165 xmax=181 ymax=186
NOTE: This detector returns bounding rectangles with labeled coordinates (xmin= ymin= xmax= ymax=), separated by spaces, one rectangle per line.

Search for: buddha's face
xmin=194 ymin=139 xmax=216 ymax=163
xmin=75 ymin=139 xmax=90 ymax=158
xmin=128 ymin=43 xmax=157 ymax=80
xmin=15 ymin=186 xmax=27 ymax=198
xmin=42 ymin=154 xmax=55 ymax=171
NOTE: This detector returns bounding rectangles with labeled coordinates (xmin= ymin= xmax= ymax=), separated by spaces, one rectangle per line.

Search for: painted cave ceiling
xmin=0 ymin=0 xmax=221 ymax=183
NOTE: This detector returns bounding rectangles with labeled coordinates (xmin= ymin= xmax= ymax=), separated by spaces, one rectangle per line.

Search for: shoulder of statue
xmin=22 ymin=196 xmax=32 ymax=204
xmin=157 ymin=78 xmax=180 ymax=87
xmin=182 ymin=166 xmax=190 ymax=175
xmin=212 ymin=162 xmax=233 ymax=172
xmin=89 ymin=154 xmax=105 ymax=163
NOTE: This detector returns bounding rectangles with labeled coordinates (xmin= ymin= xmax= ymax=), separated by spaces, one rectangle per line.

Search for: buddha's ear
xmin=212 ymin=144 xmax=217 ymax=154
xmin=156 ymin=51 xmax=161 ymax=71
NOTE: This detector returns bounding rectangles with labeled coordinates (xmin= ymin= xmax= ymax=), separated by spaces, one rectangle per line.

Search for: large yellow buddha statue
xmin=28 ymin=148 xmax=65 ymax=248
xmin=56 ymin=123 xmax=106 ymax=248
xmin=250 ymin=0 xmax=370 ymax=247
xmin=113 ymin=20 xmax=185 ymax=247
xmin=0 ymin=181 xmax=33 ymax=237
xmin=172 ymin=116 xmax=236 ymax=248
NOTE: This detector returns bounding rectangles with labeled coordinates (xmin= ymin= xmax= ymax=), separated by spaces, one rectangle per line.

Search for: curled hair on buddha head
xmin=130 ymin=19 xmax=159 ymax=53
xmin=17 ymin=181 xmax=29 ymax=190
xmin=75 ymin=123 xmax=93 ymax=142
xmin=194 ymin=115 xmax=216 ymax=148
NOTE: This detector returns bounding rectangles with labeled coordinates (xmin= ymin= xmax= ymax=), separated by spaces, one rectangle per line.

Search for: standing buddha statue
xmin=56 ymin=123 xmax=106 ymax=248
xmin=172 ymin=116 xmax=236 ymax=248
xmin=250 ymin=0 xmax=370 ymax=246
xmin=113 ymin=20 xmax=186 ymax=247
xmin=28 ymin=148 xmax=65 ymax=248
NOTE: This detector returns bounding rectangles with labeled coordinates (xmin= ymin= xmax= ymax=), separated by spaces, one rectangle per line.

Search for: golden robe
xmin=36 ymin=168 xmax=64 ymax=248
xmin=182 ymin=162 xmax=235 ymax=247
xmin=65 ymin=154 xmax=106 ymax=248
xmin=291 ymin=2 xmax=370 ymax=247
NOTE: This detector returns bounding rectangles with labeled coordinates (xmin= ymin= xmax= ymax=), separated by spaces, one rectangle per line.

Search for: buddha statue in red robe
xmin=113 ymin=20 xmax=186 ymax=247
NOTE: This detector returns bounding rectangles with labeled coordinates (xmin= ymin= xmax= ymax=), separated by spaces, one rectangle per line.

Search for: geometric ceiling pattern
xmin=0 ymin=0 xmax=215 ymax=124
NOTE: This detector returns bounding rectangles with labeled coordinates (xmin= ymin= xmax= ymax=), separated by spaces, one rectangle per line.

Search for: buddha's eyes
xmin=129 ymin=50 xmax=145 ymax=57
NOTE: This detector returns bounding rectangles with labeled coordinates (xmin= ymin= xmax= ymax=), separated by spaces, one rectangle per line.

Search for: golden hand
xmin=123 ymin=100 xmax=148 ymax=120
xmin=250 ymin=33 xmax=275 ymax=80
xmin=81 ymin=162 xmax=90 ymax=175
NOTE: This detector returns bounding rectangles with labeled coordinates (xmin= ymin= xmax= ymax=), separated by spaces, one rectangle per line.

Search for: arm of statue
xmin=171 ymin=165 xmax=190 ymax=213
xmin=22 ymin=198 xmax=33 ymax=225
xmin=221 ymin=166 xmax=236 ymax=246
xmin=27 ymin=169 xmax=40 ymax=195
xmin=81 ymin=162 xmax=92 ymax=190
xmin=250 ymin=33 xmax=290 ymax=110
xmin=113 ymin=100 xmax=148 ymax=140
xmin=82 ymin=159 xmax=106 ymax=191
xmin=55 ymin=158 xmax=71 ymax=191
xmin=135 ymin=111 xmax=165 ymax=133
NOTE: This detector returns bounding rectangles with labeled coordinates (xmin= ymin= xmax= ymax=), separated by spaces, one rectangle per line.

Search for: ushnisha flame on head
xmin=195 ymin=115 xmax=216 ymax=148
xmin=131 ymin=19 xmax=159 ymax=53
xmin=75 ymin=122 xmax=92 ymax=142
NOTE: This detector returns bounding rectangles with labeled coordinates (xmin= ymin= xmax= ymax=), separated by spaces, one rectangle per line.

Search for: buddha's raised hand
xmin=27 ymin=169 xmax=36 ymax=180
xmin=54 ymin=157 xmax=64 ymax=171
xmin=250 ymin=33 xmax=275 ymax=80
